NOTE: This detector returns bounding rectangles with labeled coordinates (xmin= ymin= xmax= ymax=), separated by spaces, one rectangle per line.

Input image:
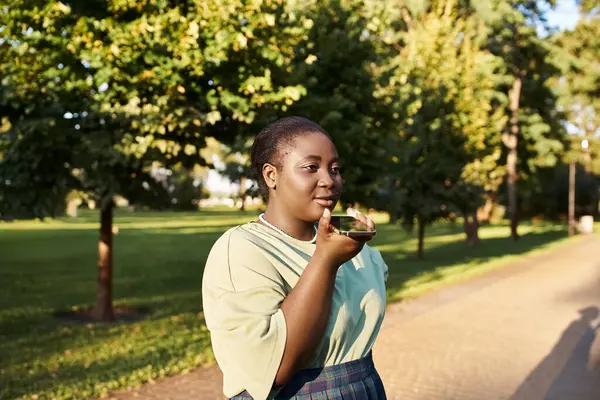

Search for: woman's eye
xmin=330 ymin=166 xmax=341 ymax=175
xmin=304 ymin=165 xmax=318 ymax=172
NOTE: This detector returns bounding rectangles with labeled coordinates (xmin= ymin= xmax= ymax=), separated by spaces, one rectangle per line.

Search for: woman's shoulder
xmin=209 ymin=222 xmax=249 ymax=246
xmin=206 ymin=223 xmax=264 ymax=262
xmin=203 ymin=223 xmax=276 ymax=289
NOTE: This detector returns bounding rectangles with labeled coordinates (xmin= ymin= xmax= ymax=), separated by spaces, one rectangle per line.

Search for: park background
xmin=1 ymin=0 xmax=599 ymax=399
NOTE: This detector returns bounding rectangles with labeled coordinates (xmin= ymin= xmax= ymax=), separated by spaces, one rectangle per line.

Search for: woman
xmin=202 ymin=116 xmax=388 ymax=399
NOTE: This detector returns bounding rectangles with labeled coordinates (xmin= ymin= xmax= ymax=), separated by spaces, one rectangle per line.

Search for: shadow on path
xmin=511 ymin=306 xmax=600 ymax=400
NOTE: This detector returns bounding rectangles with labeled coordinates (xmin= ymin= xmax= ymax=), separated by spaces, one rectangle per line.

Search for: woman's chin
xmin=309 ymin=200 xmax=337 ymax=219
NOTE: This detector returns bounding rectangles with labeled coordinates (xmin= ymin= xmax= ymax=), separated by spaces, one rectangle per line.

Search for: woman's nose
xmin=318 ymin=170 xmax=335 ymax=188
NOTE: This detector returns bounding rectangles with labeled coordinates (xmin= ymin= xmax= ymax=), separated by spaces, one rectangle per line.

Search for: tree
xmin=221 ymin=154 xmax=254 ymax=211
xmin=382 ymin=0 xmax=506 ymax=256
xmin=475 ymin=0 xmax=566 ymax=240
xmin=552 ymin=15 xmax=600 ymax=138
xmin=576 ymin=0 xmax=599 ymax=15
xmin=505 ymin=0 xmax=600 ymax=222
xmin=279 ymin=0 xmax=394 ymax=206
xmin=157 ymin=164 xmax=209 ymax=211
xmin=0 ymin=0 xmax=310 ymax=320
xmin=192 ymin=0 xmax=394 ymax=211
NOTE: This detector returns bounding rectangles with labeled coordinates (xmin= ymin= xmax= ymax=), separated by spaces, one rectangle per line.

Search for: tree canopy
xmin=1 ymin=0 xmax=598 ymax=307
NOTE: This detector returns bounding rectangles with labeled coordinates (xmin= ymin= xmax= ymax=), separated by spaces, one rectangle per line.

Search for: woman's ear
xmin=262 ymin=163 xmax=277 ymax=190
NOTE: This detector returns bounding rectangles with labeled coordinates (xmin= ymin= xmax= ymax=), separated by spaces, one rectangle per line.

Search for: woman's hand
xmin=313 ymin=208 xmax=374 ymax=268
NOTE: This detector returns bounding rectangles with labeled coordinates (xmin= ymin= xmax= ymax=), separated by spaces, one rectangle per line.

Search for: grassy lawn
xmin=0 ymin=209 xmax=574 ymax=400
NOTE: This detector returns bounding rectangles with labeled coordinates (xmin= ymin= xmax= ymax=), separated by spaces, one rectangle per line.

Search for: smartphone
xmin=329 ymin=216 xmax=376 ymax=238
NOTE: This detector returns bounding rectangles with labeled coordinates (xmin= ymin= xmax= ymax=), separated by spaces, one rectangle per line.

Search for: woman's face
xmin=271 ymin=132 xmax=343 ymax=222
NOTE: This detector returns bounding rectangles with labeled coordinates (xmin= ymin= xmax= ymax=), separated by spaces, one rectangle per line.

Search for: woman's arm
xmin=274 ymin=209 xmax=374 ymax=385
xmin=275 ymin=254 xmax=338 ymax=385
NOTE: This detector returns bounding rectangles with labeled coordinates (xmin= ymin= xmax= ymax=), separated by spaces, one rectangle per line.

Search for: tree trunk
xmin=582 ymin=146 xmax=591 ymax=173
xmin=239 ymin=176 xmax=247 ymax=211
xmin=417 ymin=217 xmax=426 ymax=259
xmin=593 ymin=179 xmax=599 ymax=219
xmin=506 ymin=76 xmax=522 ymax=241
xmin=93 ymin=199 xmax=115 ymax=321
xmin=464 ymin=211 xmax=480 ymax=245
xmin=569 ymin=161 xmax=576 ymax=236
xmin=389 ymin=209 xmax=399 ymax=225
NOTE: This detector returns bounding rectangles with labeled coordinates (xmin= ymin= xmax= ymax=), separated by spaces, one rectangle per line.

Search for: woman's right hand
xmin=313 ymin=208 xmax=374 ymax=269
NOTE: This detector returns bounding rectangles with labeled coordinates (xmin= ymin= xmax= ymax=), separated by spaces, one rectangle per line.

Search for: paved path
xmin=110 ymin=235 xmax=600 ymax=400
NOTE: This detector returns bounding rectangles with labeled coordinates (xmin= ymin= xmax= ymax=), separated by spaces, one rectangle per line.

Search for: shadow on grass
xmin=381 ymin=227 xmax=569 ymax=301
xmin=0 ymin=293 xmax=205 ymax=375
xmin=2 ymin=313 xmax=212 ymax=400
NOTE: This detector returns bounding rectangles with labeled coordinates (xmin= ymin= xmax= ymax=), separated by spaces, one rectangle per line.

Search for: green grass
xmin=0 ymin=209 xmax=574 ymax=400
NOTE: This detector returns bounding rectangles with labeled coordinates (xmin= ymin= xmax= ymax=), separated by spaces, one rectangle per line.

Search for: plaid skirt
xmin=230 ymin=352 xmax=386 ymax=400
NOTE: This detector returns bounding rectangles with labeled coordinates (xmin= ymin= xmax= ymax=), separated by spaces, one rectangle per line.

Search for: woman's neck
xmin=261 ymin=206 xmax=316 ymax=241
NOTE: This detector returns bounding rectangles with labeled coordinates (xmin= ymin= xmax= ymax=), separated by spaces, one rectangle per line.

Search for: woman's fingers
xmin=318 ymin=207 xmax=333 ymax=234
xmin=353 ymin=211 xmax=375 ymax=232
xmin=367 ymin=216 xmax=375 ymax=231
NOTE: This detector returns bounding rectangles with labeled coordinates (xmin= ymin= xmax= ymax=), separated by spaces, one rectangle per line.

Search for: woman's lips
xmin=313 ymin=198 xmax=335 ymax=207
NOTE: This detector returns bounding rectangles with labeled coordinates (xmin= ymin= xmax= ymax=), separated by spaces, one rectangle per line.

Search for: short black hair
xmin=250 ymin=116 xmax=330 ymax=199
